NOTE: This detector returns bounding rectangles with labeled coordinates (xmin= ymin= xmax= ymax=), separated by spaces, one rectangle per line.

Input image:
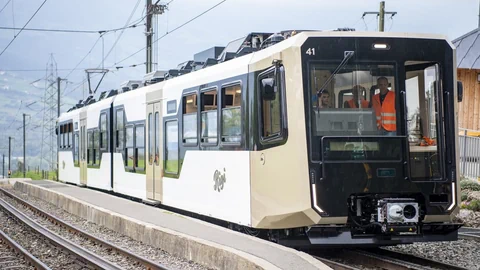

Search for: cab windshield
xmin=308 ymin=61 xmax=443 ymax=180
xmin=310 ymin=63 xmax=397 ymax=136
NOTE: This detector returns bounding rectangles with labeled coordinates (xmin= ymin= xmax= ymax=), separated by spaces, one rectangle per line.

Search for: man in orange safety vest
xmin=344 ymin=85 xmax=370 ymax=109
xmin=371 ymin=77 xmax=396 ymax=136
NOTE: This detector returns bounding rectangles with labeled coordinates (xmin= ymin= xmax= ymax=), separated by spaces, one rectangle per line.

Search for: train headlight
xmin=372 ymin=43 xmax=390 ymax=50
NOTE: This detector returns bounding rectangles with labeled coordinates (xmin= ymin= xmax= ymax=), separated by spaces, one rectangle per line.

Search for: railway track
xmin=0 ymin=187 xmax=172 ymax=270
xmin=459 ymin=226 xmax=480 ymax=242
xmin=0 ymin=227 xmax=50 ymax=270
xmin=314 ymin=247 xmax=470 ymax=270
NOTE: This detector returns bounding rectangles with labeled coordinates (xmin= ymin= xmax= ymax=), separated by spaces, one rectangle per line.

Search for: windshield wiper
xmin=316 ymin=50 xmax=355 ymax=96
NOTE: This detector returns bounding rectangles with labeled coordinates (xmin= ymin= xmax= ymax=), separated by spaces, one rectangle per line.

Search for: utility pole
xmin=23 ymin=113 xmax=28 ymax=178
xmin=146 ymin=0 xmax=167 ymax=73
xmin=8 ymin=137 xmax=11 ymax=178
xmin=2 ymin=154 xmax=4 ymax=179
xmin=362 ymin=1 xmax=397 ymax=32
xmin=146 ymin=0 xmax=153 ymax=74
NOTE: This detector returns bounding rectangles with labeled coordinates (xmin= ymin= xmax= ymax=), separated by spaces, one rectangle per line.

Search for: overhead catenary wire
xmin=0 ymin=17 xmax=145 ymax=34
xmin=0 ymin=0 xmax=48 ymax=58
xmin=116 ymin=0 xmax=227 ymax=65
xmin=0 ymin=0 xmax=12 ymax=14
xmin=98 ymin=0 xmax=142 ymax=69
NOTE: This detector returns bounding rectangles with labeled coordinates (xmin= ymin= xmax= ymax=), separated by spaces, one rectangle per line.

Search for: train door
xmin=79 ymin=113 xmax=87 ymax=186
xmin=146 ymin=98 xmax=163 ymax=202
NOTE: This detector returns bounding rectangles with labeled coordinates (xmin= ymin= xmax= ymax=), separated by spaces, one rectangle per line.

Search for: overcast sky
xmin=0 ymin=0 xmax=479 ymax=106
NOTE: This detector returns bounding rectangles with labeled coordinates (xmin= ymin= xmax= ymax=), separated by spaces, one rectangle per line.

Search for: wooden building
xmin=453 ymin=29 xmax=480 ymax=131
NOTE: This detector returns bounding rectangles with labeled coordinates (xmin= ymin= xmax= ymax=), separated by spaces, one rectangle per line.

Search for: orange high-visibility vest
xmin=347 ymin=99 xmax=370 ymax=109
xmin=372 ymin=91 xmax=396 ymax=131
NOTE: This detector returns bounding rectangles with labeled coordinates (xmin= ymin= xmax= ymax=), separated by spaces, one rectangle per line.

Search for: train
xmin=57 ymin=29 xmax=464 ymax=247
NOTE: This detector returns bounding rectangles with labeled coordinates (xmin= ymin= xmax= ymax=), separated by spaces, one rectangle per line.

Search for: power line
xmin=0 ymin=0 xmax=48 ymax=58
xmin=117 ymin=0 xmax=227 ymax=65
xmin=0 ymin=0 xmax=12 ymax=14
xmin=0 ymin=19 xmax=144 ymax=34
xmin=98 ymin=0 xmax=142 ymax=69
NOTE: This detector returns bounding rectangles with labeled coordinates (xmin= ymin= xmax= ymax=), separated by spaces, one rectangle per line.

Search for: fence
xmin=459 ymin=128 xmax=480 ymax=179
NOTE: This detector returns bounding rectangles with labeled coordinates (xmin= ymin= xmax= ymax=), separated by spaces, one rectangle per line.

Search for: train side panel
xmin=112 ymin=88 xmax=148 ymax=200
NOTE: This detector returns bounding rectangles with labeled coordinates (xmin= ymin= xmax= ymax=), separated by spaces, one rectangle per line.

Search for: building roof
xmin=453 ymin=28 xmax=480 ymax=69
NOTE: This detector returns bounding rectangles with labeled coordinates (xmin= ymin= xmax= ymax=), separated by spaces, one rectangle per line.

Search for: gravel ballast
xmin=0 ymin=210 xmax=82 ymax=269
xmin=2 ymin=187 xmax=211 ymax=270
xmin=384 ymin=240 xmax=480 ymax=270
xmin=0 ymin=234 xmax=36 ymax=270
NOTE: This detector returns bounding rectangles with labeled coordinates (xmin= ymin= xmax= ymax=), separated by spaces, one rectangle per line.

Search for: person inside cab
xmin=344 ymin=85 xmax=370 ymax=109
xmin=316 ymin=89 xmax=331 ymax=109
xmin=371 ymin=77 xmax=396 ymax=136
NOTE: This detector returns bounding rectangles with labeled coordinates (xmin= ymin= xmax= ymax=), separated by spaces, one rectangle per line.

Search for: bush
xmin=461 ymin=191 xmax=469 ymax=201
xmin=460 ymin=179 xmax=480 ymax=191
xmin=464 ymin=200 xmax=480 ymax=212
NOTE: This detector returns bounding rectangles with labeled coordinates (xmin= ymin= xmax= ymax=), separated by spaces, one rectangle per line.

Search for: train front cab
xmin=292 ymin=32 xmax=462 ymax=247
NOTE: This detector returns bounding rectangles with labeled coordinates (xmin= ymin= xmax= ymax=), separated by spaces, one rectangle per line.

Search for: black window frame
xmin=148 ymin=113 xmax=154 ymax=165
xmin=135 ymin=124 xmax=145 ymax=172
xmin=99 ymin=113 xmax=108 ymax=150
xmin=125 ymin=124 xmax=135 ymax=169
xmin=74 ymin=132 xmax=79 ymax=166
xmin=182 ymin=91 xmax=198 ymax=146
xmin=115 ymin=108 xmax=125 ymax=151
xmin=164 ymin=120 xmax=179 ymax=178
xmin=200 ymin=86 xmax=219 ymax=146
xmin=257 ymin=64 xmax=288 ymax=145
xmin=220 ymin=81 xmax=242 ymax=145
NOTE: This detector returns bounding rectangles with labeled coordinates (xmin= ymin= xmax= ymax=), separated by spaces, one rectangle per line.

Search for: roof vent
xmin=260 ymin=33 xmax=285 ymax=49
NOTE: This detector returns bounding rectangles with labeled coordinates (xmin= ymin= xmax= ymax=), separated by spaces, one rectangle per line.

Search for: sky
xmin=0 ymin=0 xmax=479 ymax=109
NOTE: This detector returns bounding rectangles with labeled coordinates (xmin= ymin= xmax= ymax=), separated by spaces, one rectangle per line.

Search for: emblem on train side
xmin=213 ymin=168 xmax=226 ymax=192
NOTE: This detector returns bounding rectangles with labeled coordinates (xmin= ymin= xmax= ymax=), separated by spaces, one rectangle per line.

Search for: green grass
xmin=10 ymin=170 xmax=57 ymax=180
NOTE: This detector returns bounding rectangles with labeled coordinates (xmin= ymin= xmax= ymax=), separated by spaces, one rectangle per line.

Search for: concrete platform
xmin=10 ymin=179 xmax=330 ymax=270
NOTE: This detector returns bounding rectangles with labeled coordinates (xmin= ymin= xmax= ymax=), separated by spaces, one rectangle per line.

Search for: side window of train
xmin=116 ymin=109 xmax=124 ymax=151
xmin=182 ymin=93 xmax=198 ymax=145
xmin=125 ymin=125 xmax=134 ymax=168
xmin=258 ymin=65 xmax=287 ymax=143
xmin=165 ymin=120 xmax=179 ymax=176
xmin=148 ymin=113 xmax=153 ymax=165
xmin=87 ymin=131 xmax=92 ymax=165
xmin=100 ymin=113 xmax=107 ymax=150
xmin=93 ymin=130 xmax=99 ymax=165
xmin=68 ymin=123 xmax=73 ymax=148
xmin=60 ymin=125 xmax=64 ymax=149
xmin=201 ymin=88 xmax=218 ymax=144
xmin=74 ymin=132 xmax=79 ymax=167
xmin=221 ymin=84 xmax=241 ymax=143
xmin=135 ymin=124 xmax=145 ymax=172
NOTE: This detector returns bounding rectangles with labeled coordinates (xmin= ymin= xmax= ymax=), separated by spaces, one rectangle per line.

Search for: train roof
xmin=62 ymin=29 xmax=452 ymax=117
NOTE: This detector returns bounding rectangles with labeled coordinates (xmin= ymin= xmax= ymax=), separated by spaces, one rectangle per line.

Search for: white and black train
xmin=57 ymin=30 xmax=464 ymax=247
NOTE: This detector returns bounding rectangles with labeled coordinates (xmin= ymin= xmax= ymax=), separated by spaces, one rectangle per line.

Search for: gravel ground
xmin=0 ymin=192 xmax=148 ymax=270
xmin=457 ymin=209 xmax=480 ymax=228
xmin=384 ymin=240 xmax=480 ymax=270
xmin=0 ymin=236 xmax=36 ymax=269
xmin=2 ymin=187 xmax=211 ymax=270
xmin=0 ymin=210 xmax=83 ymax=269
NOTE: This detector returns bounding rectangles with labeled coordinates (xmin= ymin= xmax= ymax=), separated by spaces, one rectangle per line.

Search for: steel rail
xmin=0 ymin=228 xmax=51 ymax=270
xmin=459 ymin=226 xmax=480 ymax=242
xmin=358 ymin=248 xmax=469 ymax=270
xmin=0 ymin=187 xmax=172 ymax=270
xmin=0 ymin=196 xmax=123 ymax=270
xmin=312 ymin=255 xmax=360 ymax=270
xmin=313 ymin=248 xmax=469 ymax=270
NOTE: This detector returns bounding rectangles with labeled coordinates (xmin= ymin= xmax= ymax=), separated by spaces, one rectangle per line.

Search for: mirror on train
xmin=457 ymin=81 xmax=463 ymax=102
xmin=261 ymin=77 xmax=276 ymax=100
